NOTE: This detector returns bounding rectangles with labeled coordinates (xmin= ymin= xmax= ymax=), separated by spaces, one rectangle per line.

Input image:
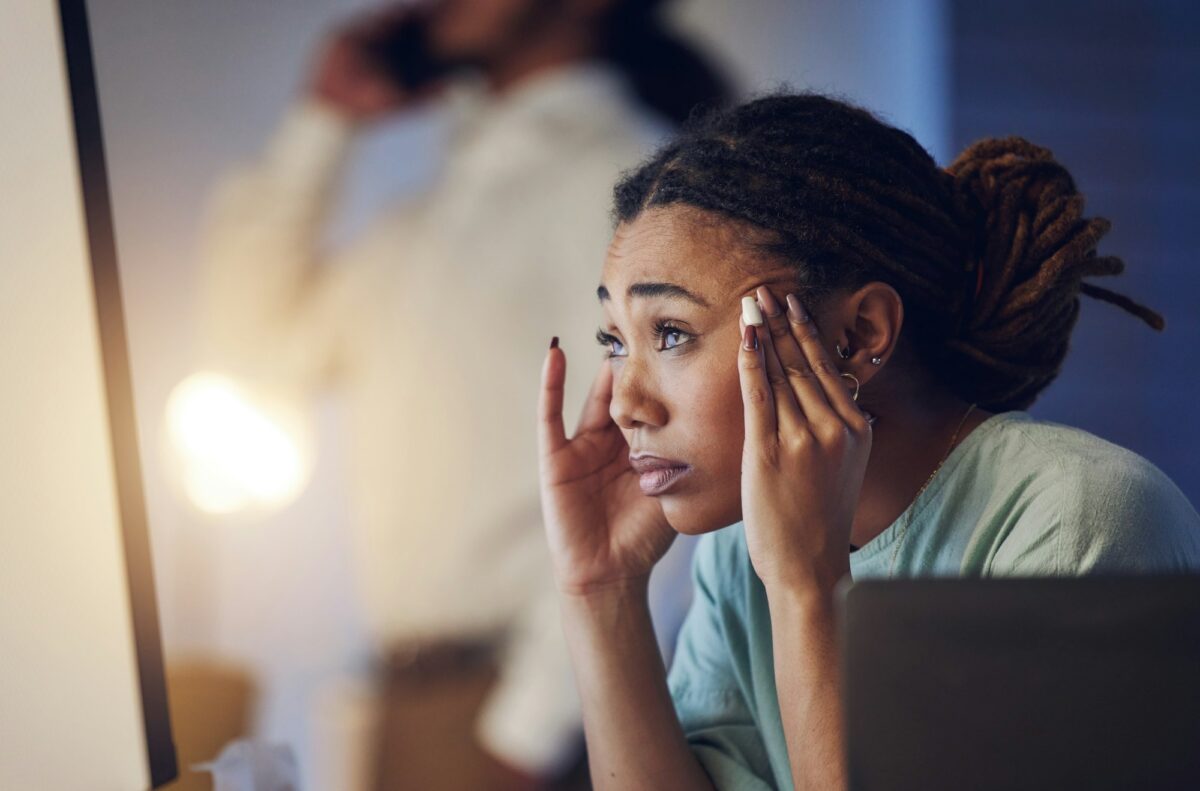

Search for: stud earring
xmin=870 ymin=356 xmax=882 ymax=365
xmin=836 ymin=343 xmax=851 ymax=360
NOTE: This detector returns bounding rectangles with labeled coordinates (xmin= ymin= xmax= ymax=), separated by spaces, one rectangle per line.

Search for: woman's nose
xmin=609 ymin=361 xmax=667 ymax=430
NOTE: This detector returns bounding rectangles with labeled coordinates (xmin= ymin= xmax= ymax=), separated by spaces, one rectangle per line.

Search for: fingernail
xmin=756 ymin=286 xmax=781 ymax=317
xmin=741 ymin=295 xmax=764 ymax=326
xmin=742 ymin=324 xmax=758 ymax=351
xmin=549 ymin=336 xmax=559 ymax=349
xmin=786 ymin=293 xmax=809 ymax=322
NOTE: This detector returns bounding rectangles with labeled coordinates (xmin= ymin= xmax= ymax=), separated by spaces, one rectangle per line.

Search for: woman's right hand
xmin=538 ymin=342 xmax=677 ymax=596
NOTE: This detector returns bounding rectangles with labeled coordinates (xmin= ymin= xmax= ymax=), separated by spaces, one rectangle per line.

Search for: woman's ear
xmin=836 ymin=282 xmax=903 ymax=385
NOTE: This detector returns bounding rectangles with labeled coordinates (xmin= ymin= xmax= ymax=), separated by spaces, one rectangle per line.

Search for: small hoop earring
xmin=836 ymin=343 xmax=851 ymax=360
xmin=870 ymin=356 xmax=882 ymax=365
xmin=839 ymin=372 xmax=860 ymax=401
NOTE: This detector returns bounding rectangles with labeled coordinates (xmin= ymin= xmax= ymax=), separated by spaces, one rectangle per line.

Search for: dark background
xmin=952 ymin=0 xmax=1200 ymax=500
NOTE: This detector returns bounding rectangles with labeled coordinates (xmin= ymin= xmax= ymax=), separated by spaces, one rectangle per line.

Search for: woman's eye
xmin=657 ymin=325 xmax=692 ymax=351
xmin=596 ymin=328 xmax=627 ymax=358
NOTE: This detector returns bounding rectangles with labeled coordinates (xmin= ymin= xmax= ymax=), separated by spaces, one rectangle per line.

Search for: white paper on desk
xmin=193 ymin=739 xmax=300 ymax=791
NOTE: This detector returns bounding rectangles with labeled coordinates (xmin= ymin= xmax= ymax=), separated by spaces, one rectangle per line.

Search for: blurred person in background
xmin=198 ymin=0 xmax=729 ymax=788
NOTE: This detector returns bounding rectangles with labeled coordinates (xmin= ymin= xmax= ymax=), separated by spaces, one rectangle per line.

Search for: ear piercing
xmin=839 ymin=344 xmax=883 ymax=366
xmin=839 ymin=372 xmax=860 ymax=401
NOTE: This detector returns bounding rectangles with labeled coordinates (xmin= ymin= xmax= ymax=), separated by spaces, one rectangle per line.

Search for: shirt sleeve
xmin=990 ymin=443 xmax=1200 ymax=576
xmin=667 ymin=533 xmax=775 ymax=791
xmin=196 ymin=99 xmax=360 ymax=389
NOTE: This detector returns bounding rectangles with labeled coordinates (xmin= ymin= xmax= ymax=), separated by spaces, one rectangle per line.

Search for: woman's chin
xmin=660 ymin=494 xmax=739 ymax=536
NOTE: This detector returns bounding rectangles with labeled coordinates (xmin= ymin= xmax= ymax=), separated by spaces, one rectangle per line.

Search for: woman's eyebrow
xmin=596 ymin=282 xmax=710 ymax=307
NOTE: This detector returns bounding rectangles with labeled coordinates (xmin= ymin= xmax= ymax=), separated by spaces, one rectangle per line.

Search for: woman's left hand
xmin=738 ymin=286 xmax=873 ymax=598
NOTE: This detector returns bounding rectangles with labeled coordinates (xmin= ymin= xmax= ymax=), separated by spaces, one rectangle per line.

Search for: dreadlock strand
xmin=1080 ymin=282 xmax=1166 ymax=331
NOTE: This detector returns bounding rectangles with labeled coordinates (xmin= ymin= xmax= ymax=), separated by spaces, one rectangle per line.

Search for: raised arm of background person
xmin=196 ymin=19 xmax=422 ymax=386
xmin=196 ymin=98 xmax=362 ymax=387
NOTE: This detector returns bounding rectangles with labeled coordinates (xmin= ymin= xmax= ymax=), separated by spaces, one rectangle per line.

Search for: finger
xmin=785 ymin=293 xmax=867 ymax=427
xmin=738 ymin=322 xmax=777 ymax=441
xmin=749 ymin=289 xmax=805 ymax=432
xmin=574 ymin=358 xmax=615 ymax=437
xmin=760 ymin=287 xmax=839 ymax=424
xmin=538 ymin=338 xmax=568 ymax=455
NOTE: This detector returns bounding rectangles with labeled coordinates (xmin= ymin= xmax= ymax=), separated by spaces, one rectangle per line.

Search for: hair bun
xmin=939 ymin=136 xmax=1163 ymax=410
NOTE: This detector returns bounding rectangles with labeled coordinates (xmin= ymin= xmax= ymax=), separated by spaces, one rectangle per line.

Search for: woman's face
xmin=598 ymin=206 xmax=800 ymax=535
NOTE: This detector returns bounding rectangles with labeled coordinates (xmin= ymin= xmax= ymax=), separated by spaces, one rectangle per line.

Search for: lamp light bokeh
xmin=165 ymin=372 xmax=313 ymax=515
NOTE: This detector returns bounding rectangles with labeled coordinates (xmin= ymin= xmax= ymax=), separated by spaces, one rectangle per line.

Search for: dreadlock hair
xmin=611 ymin=91 xmax=1165 ymax=412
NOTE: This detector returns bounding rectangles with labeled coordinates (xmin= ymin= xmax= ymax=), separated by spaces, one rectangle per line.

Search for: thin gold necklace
xmin=887 ymin=402 xmax=977 ymax=577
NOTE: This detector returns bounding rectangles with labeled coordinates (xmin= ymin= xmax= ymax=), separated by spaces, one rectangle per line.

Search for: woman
xmin=535 ymin=93 xmax=1200 ymax=790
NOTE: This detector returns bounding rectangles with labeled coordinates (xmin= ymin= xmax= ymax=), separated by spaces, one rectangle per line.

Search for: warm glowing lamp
xmin=165 ymin=372 xmax=313 ymax=515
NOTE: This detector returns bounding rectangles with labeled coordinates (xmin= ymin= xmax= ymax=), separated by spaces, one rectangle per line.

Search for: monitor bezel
xmin=58 ymin=0 xmax=179 ymax=786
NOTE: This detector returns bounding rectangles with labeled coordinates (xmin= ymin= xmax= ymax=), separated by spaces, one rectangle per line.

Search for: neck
xmin=483 ymin=30 xmax=596 ymax=95
xmin=850 ymin=386 xmax=991 ymax=550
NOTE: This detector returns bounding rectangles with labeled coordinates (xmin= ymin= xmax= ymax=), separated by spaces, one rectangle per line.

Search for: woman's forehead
xmin=601 ymin=207 xmax=794 ymax=304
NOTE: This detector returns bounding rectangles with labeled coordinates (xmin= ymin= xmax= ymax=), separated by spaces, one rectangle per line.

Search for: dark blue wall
xmin=951 ymin=0 xmax=1200 ymax=503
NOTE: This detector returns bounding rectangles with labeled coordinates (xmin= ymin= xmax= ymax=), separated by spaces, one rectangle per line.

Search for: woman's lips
xmin=629 ymin=454 xmax=692 ymax=496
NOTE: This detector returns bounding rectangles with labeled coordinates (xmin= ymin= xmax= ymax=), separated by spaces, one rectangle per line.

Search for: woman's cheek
xmin=651 ymin=348 xmax=742 ymax=533
xmin=685 ymin=362 xmax=745 ymax=480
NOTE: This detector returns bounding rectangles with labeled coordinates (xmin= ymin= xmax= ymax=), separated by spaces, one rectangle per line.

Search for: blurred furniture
xmin=162 ymin=660 xmax=255 ymax=791
xmin=374 ymin=643 xmax=590 ymax=791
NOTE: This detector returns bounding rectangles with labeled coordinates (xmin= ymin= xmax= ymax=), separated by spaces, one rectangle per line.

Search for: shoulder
xmin=984 ymin=413 xmax=1200 ymax=574
xmin=531 ymin=71 xmax=664 ymax=166
xmin=541 ymin=120 xmax=658 ymax=206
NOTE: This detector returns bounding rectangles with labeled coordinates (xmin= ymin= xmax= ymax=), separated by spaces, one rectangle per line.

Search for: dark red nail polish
xmin=550 ymin=336 xmax=559 ymax=350
xmin=742 ymin=325 xmax=758 ymax=351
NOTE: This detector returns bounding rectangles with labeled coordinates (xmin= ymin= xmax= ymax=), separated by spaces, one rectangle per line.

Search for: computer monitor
xmin=0 ymin=0 xmax=177 ymax=787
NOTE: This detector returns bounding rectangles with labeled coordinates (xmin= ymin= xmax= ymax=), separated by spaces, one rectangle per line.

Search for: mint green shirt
xmin=666 ymin=410 xmax=1200 ymax=790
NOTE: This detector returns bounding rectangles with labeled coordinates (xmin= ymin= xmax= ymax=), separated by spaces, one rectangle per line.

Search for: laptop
xmin=839 ymin=576 xmax=1200 ymax=791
